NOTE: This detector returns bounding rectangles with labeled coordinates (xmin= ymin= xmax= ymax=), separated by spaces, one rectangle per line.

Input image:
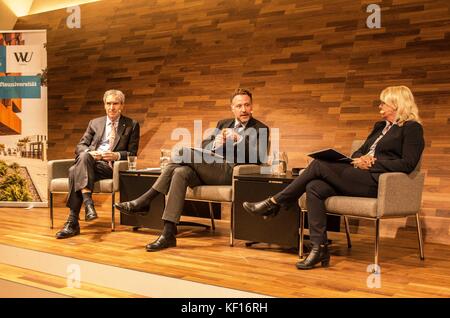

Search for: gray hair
xmin=103 ymin=89 xmax=125 ymax=104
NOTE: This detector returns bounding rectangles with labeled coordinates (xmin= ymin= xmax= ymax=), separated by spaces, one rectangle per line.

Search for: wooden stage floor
xmin=1 ymin=206 xmax=450 ymax=298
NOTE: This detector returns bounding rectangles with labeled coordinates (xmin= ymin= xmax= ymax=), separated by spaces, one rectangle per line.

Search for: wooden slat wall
xmin=14 ymin=0 xmax=450 ymax=244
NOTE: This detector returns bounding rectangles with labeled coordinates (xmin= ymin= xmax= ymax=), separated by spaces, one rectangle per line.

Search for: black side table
xmin=233 ymin=171 xmax=340 ymax=250
xmin=233 ymin=172 xmax=301 ymax=249
xmin=119 ymin=170 xmax=221 ymax=230
xmin=119 ymin=170 xmax=166 ymax=229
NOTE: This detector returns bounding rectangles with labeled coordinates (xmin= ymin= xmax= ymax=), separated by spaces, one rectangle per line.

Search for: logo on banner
xmin=14 ymin=51 xmax=34 ymax=63
xmin=6 ymin=45 xmax=43 ymax=73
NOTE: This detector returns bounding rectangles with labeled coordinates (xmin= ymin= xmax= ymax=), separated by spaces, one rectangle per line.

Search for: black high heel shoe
xmin=296 ymin=244 xmax=330 ymax=270
xmin=242 ymin=198 xmax=280 ymax=218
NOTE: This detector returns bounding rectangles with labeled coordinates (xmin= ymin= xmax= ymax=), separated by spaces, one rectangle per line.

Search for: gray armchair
xmin=47 ymin=159 xmax=128 ymax=231
xmin=298 ymin=141 xmax=425 ymax=267
xmin=184 ymin=164 xmax=261 ymax=246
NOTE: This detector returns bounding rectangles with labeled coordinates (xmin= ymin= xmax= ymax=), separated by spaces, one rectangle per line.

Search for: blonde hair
xmin=380 ymin=86 xmax=421 ymax=126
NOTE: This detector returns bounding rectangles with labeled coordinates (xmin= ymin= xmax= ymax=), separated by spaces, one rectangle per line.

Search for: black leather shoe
xmin=242 ymin=198 xmax=280 ymax=218
xmin=115 ymin=201 xmax=149 ymax=216
xmin=85 ymin=204 xmax=98 ymax=221
xmin=145 ymin=234 xmax=177 ymax=252
xmin=296 ymin=244 xmax=330 ymax=270
xmin=55 ymin=221 xmax=80 ymax=239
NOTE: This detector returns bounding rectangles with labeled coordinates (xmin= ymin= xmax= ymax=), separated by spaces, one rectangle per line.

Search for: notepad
xmin=307 ymin=148 xmax=353 ymax=163
xmin=140 ymin=167 xmax=162 ymax=172
xmin=190 ymin=147 xmax=224 ymax=159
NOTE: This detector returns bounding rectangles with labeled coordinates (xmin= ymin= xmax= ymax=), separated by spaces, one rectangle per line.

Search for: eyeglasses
xmin=378 ymin=100 xmax=397 ymax=110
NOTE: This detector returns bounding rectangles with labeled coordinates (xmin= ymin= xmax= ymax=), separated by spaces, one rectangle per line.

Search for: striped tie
xmin=234 ymin=122 xmax=244 ymax=133
xmin=108 ymin=121 xmax=117 ymax=168
xmin=108 ymin=121 xmax=117 ymax=151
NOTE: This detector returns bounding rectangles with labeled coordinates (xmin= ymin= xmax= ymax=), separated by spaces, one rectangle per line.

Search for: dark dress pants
xmin=152 ymin=148 xmax=234 ymax=223
xmin=66 ymin=151 xmax=113 ymax=214
xmin=273 ymin=160 xmax=378 ymax=245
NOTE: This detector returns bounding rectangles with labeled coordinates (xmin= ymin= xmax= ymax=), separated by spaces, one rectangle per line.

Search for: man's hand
xmin=102 ymin=151 xmax=119 ymax=162
xmin=88 ymin=151 xmax=102 ymax=161
xmin=352 ymin=155 xmax=376 ymax=170
xmin=222 ymin=128 xmax=240 ymax=143
xmin=214 ymin=129 xmax=241 ymax=148
xmin=214 ymin=133 xmax=226 ymax=147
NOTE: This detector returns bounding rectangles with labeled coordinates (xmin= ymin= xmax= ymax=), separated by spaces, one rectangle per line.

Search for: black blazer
xmin=75 ymin=115 xmax=140 ymax=160
xmin=202 ymin=117 xmax=270 ymax=165
xmin=352 ymin=120 xmax=424 ymax=181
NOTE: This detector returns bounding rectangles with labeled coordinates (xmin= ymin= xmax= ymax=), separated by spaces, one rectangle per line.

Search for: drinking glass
xmin=127 ymin=155 xmax=137 ymax=171
xmin=160 ymin=149 xmax=171 ymax=171
xmin=272 ymin=151 xmax=288 ymax=175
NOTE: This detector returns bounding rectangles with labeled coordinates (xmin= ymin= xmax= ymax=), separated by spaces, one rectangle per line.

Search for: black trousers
xmin=66 ymin=151 xmax=113 ymax=213
xmin=273 ymin=160 xmax=378 ymax=245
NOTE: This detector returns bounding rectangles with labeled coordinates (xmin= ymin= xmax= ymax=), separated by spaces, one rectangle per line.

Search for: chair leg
xmin=415 ymin=213 xmax=425 ymax=260
xmin=49 ymin=192 xmax=54 ymax=229
xmin=208 ymin=202 xmax=216 ymax=231
xmin=374 ymin=219 xmax=380 ymax=268
xmin=344 ymin=216 xmax=352 ymax=248
xmin=299 ymin=209 xmax=305 ymax=258
xmin=230 ymin=203 xmax=234 ymax=247
xmin=111 ymin=192 xmax=115 ymax=232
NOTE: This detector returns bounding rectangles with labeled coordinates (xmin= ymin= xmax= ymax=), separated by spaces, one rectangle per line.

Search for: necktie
xmin=234 ymin=122 xmax=244 ymax=133
xmin=108 ymin=121 xmax=117 ymax=168
xmin=108 ymin=121 xmax=117 ymax=151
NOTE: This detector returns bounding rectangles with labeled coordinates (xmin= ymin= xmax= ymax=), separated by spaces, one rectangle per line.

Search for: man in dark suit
xmin=56 ymin=89 xmax=140 ymax=239
xmin=116 ymin=88 xmax=269 ymax=251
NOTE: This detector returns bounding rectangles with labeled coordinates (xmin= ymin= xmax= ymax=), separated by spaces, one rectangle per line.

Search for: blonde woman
xmin=243 ymin=86 xmax=424 ymax=270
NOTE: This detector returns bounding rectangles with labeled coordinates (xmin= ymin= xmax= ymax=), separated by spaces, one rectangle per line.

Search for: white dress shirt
xmin=366 ymin=120 xmax=394 ymax=156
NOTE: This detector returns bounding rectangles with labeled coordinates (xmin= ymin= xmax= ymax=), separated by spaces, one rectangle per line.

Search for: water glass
xmin=127 ymin=155 xmax=137 ymax=171
xmin=160 ymin=149 xmax=171 ymax=170
xmin=272 ymin=151 xmax=288 ymax=175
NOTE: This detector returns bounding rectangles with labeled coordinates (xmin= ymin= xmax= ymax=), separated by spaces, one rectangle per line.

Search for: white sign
xmin=6 ymin=45 xmax=44 ymax=74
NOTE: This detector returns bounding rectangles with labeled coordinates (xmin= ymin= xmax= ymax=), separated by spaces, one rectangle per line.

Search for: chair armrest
xmin=232 ymin=164 xmax=262 ymax=177
xmin=377 ymin=171 xmax=425 ymax=217
xmin=113 ymin=160 xmax=129 ymax=192
xmin=47 ymin=159 xmax=75 ymax=189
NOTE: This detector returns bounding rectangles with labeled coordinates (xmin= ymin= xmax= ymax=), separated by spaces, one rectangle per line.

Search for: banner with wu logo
xmin=5 ymin=45 xmax=44 ymax=74
xmin=0 ymin=30 xmax=48 ymax=207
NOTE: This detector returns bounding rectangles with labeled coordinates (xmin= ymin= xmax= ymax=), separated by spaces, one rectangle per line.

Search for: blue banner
xmin=0 ymin=46 xmax=5 ymax=72
xmin=0 ymin=75 xmax=41 ymax=98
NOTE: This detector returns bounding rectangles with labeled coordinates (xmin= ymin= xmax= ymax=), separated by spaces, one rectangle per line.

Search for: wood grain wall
xmin=14 ymin=0 xmax=450 ymax=244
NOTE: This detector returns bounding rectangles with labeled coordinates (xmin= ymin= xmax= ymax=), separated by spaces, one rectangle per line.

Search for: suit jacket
xmin=352 ymin=120 xmax=424 ymax=181
xmin=75 ymin=115 xmax=140 ymax=160
xmin=202 ymin=117 xmax=270 ymax=165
